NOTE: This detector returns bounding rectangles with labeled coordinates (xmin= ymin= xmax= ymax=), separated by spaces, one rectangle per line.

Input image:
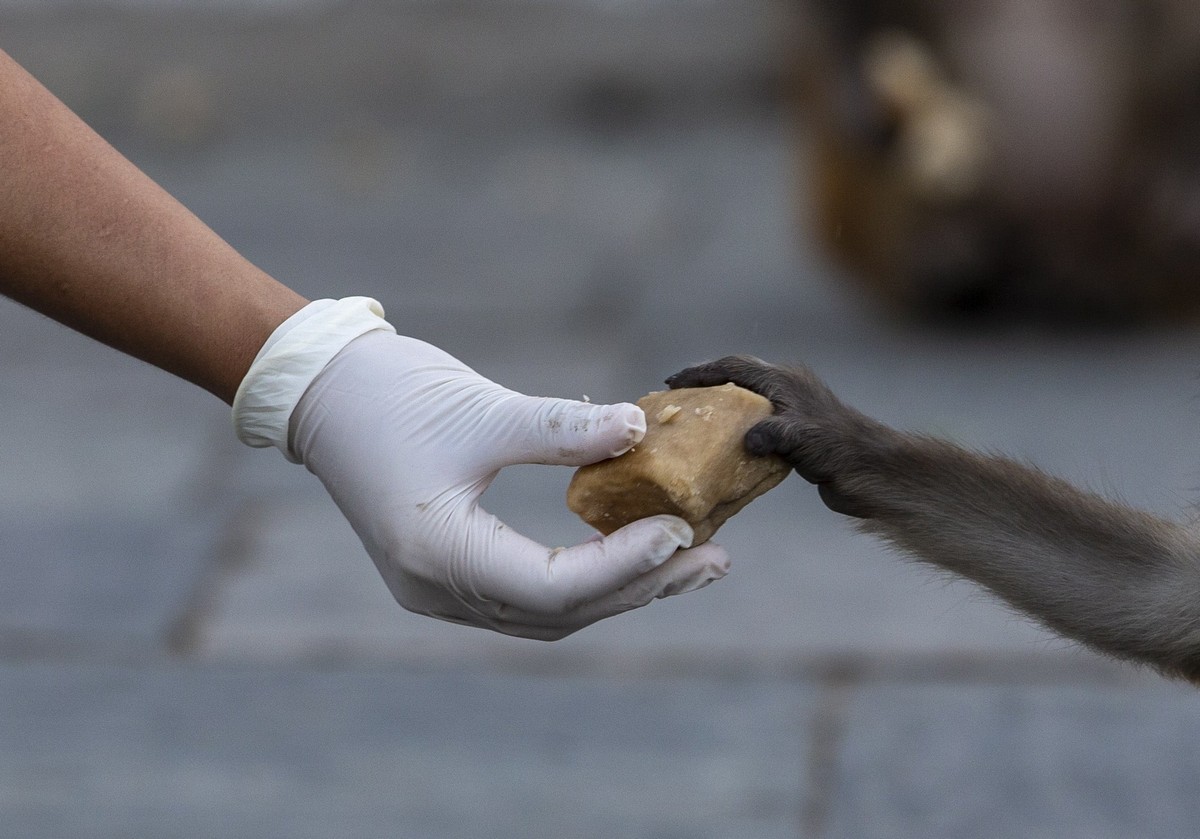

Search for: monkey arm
xmin=668 ymin=355 xmax=1200 ymax=681
xmin=853 ymin=434 xmax=1200 ymax=680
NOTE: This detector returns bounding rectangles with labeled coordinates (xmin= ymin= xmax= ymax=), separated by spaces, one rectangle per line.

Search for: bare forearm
xmin=0 ymin=49 xmax=306 ymax=402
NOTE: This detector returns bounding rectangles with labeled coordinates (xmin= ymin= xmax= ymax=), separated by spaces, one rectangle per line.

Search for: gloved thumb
xmin=492 ymin=396 xmax=646 ymax=468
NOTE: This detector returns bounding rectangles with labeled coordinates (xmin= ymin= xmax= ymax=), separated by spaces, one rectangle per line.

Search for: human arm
xmin=0 ymin=47 xmax=729 ymax=636
xmin=0 ymin=47 xmax=305 ymax=402
xmin=669 ymin=356 xmax=1200 ymax=681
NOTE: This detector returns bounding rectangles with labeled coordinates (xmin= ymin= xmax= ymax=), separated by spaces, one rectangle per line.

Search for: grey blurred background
xmin=3 ymin=2 xmax=1200 ymax=837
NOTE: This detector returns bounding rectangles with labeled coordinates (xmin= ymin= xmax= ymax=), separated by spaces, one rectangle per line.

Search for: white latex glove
xmin=233 ymin=298 xmax=730 ymax=639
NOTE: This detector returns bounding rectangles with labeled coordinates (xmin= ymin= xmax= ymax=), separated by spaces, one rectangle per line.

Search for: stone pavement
xmin=3 ymin=3 xmax=1200 ymax=837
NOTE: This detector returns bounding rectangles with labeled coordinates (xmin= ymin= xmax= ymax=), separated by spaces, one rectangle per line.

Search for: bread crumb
xmin=656 ymin=404 xmax=682 ymax=424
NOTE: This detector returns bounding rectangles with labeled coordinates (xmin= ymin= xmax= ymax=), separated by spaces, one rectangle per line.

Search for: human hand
xmin=666 ymin=355 xmax=896 ymax=519
xmin=234 ymin=299 xmax=729 ymax=639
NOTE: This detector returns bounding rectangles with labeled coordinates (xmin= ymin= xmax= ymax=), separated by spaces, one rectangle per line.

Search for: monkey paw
xmin=666 ymin=356 xmax=892 ymax=518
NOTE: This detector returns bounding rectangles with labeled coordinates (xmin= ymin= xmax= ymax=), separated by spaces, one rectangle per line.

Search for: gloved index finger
xmin=486 ymin=396 xmax=647 ymax=471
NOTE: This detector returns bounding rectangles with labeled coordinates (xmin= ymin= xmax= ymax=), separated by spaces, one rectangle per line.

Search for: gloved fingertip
xmin=648 ymin=514 xmax=695 ymax=553
xmin=525 ymin=399 xmax=646 ymax=466
xmin=657 ymin=542 xmax=732 ymax=598
xmin=603 ymin=514 xmax=694 ymax=572
xmin=600 ymin=402 xmax=646 ymax=458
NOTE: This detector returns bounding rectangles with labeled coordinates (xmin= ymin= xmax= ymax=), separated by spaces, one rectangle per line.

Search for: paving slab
xmin=0 ymin=298 xmax=226 ymax=521
xmin=0 ymin=514 xmax=217 ymax=656
xmin=0 ymin=297 xmax=235 ymax=653
xmin=823 ymin=681 xmax=1200 ymax=839
xmin=0 ymin=662 xmax=811 ymax=839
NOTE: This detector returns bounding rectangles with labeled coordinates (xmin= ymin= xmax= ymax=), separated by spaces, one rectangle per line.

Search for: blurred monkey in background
xmin=795 ymin=0 xmax=1200 ymax=323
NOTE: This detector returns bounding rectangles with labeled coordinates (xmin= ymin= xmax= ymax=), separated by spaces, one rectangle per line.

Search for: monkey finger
xmin=668 ymin=357 xmax=841 ymax=417
xmin=745 ymin=417 xmax=835 ymax=484
xmin=667 ymin=355 xmax=777 ymax=393
xmin=744 ymin=417 xmax=791 ymax=457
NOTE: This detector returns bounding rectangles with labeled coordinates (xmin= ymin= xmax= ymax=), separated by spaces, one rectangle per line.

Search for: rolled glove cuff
xmin=231 ymin=296 xmax=396 ymax=462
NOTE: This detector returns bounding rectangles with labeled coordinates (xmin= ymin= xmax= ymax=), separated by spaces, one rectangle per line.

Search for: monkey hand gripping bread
xmin=566 ymin=384 xmax=790 ymax=546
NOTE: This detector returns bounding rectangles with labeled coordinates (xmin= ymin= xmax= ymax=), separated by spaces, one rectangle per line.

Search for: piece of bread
xmin=566 ymin=384 xmax=790 ymax=546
